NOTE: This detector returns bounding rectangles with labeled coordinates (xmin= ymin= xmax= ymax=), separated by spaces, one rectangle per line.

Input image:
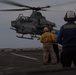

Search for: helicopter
xmin=0 ymin=0 xmax=56 ymax=40
xmin=10 ymin=6 xmax=56 ymax=40
xmin=11 ymin=12 xmax=56 ymax=40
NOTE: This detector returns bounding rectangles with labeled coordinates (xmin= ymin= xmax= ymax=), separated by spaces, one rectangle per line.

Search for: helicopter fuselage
xmin=10 ymin=11 xmax=56 ymax=39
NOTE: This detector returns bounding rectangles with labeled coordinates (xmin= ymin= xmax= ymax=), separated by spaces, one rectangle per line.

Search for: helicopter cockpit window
xmin=19 ymin=14 xmax=23 ymax=16
xmin=16 ymin=14 xmax=26 ymax=23
xmin=19 ymin=14 xmax=25 ymax=19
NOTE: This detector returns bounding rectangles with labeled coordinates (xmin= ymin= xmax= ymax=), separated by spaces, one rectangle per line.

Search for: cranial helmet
xmin=64 ymin=11 xmax=76 ymax=21
xmin=43 ymin=27 xmax=49 ymax=32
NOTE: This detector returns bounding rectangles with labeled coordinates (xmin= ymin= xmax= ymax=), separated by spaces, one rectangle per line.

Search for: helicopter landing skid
xmin=16 ymin=35 xmax=33 ymax=40
xmin=33 ymin=36 xmax=40 ymax=40
xmin=10 ymin=27 xmax=16 ymax=31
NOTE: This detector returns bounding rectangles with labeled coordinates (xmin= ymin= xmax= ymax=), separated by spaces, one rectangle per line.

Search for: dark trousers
xmin=60 ymin=47 xmax=76 ymax=67
xmin=48 ymin=44 xmax=59 ymax=63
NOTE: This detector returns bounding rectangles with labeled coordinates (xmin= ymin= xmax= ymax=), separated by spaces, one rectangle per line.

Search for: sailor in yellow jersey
xmin=40 ymin=27 xmax=56 ymax=65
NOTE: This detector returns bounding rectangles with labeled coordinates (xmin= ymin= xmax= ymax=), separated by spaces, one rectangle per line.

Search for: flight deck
xmin=0 ymin=48 xmax=76 ymax=75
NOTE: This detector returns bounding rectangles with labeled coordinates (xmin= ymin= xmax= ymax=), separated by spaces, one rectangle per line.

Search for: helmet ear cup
xmin=64 ymin=11 xmax=76 ymax=21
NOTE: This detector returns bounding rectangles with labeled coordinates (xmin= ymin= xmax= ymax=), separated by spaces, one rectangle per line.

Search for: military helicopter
xmin=11 ymin=12 xmax=55 ymax=40
xmin=0 ymin=0 xmax=56 ymax=40
xmin=10 ymin=5 xmax=56 ymax=40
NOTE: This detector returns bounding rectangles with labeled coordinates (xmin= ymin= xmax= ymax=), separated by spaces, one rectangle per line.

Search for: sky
xmin=0 ymin=0 xmax=76 ymax=48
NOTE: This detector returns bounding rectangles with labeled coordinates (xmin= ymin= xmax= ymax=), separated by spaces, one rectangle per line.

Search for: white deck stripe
xmin=11 ymin=53 xmax=38 ymax=60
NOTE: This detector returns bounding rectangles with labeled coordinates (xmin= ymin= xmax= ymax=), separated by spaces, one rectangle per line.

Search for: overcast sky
xmin=0 ymin=0 xmax=76 ymax=48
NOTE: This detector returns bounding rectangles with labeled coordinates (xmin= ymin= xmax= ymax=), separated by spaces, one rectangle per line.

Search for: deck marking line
xmin=11 ymin=53 xmax=38 ymax=60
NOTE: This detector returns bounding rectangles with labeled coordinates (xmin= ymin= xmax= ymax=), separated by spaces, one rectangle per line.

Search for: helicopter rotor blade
xmin=35 ymin=5 xmax=51 ymax=11
xmin=0 ymin=0 xmax=76 ymax=12
xmin=40 ymin=9 xmax=48 ymax=11
xmin=0 ymin=0 xmax=32 ymax=8
xmin=0 ymin=8 xmax=48 ymax=11
xmin=0 ymin=0 xmax=50 ymax=11
xmin=0 ymin=8 xmax=30 ymax=11
xmin=40 ymin=5 xmax=51 ymax=9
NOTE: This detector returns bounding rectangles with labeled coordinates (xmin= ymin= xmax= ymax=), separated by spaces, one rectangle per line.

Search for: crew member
xmin=56 ymin=11 xmax=76 ymax=67
xmin=40 ymin=27 xmax=56 ymax=65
